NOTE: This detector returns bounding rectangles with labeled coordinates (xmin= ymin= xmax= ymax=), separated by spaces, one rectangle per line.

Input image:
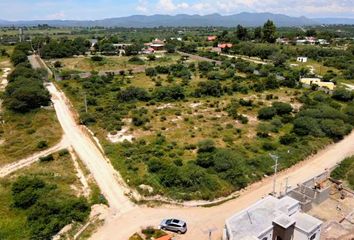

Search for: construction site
xmin=287 ymin=171 xmax=354 ymax=240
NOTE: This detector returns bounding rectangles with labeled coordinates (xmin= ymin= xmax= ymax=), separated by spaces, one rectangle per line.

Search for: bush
xmin=280 ymin=134 xmax=297 ymax=145
xmin=197 ymin=139 xmax=215 ymax=153
xmin=332 ymin=88 xmax=354 ymax=102
xmin=91 ymin=55 xmax=104 ymax=62
xmin=58 ymin=149 xmax=69 ymax=156
xmin=272 ymin=102 xmax=293 ymax=115
xmin=128 ymin=56 xmax=144 ymax=65
xmin=37 ymin=140 xmax=48 ymax=149
xmin=39 ymin=154 xmax=54 ymax=162
xmin=258 ymin=107 xmax=277 ymax=120
xmin=12 ymin=176 xmax=46 ymax=209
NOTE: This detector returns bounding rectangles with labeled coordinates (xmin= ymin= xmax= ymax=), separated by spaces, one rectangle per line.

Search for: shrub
xmin=197 ymin=139 xmax=215 ymax=153
xmin=258 ymin=107 xmax=277 ymax=120
xmin=37 ymin=140 xmax=48 ymax=149
xmin=58 ymin=149 xmax=69 ymax=156
xmin=128 ymin=56 xmax=144 ymax=65
xmin=280 ymin=134 xmax=297 ymax=145
xmin=91 ymin=55 xmax=104 ymax=62
xmin=332 ymin=88 xmax=354 ymax=102
xmin=39 ymin=154 xmax=54 ymax=162
xmin=272 ymin=102 xmax=293 ymax=115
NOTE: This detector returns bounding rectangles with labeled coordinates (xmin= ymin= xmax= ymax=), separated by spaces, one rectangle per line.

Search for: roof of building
xmin=155 ymin=235 xmax=172 ymax=240
xmin=225 ymin=196 xmax=299 ymax=240
xmin=273 ymin=215 xmax=296 ymax=229
xmin=293 ymin=212 xmax=322 ymax=233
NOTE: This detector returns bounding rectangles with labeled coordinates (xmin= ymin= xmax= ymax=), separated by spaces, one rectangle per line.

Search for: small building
xmin=218 ymin=43 xmax=233 ymax=49
xmin=223 ymin=196 xmax=322 ymax=240
xmin=297 ymin=57 xmax=308 ymax=63
xmin=142 ymin=47 xmax=155 ymax=55
xmin=145 ymin=38 xmax=165 ymax=51
xmin=318 ymin=39 xmax=329 ymax=45
xmin=276 ymin=38 xmax=290 ymax=45
xmin=207 ymin=35 xmax=217 ymax=41
xmin=300 ymin=78 xmax=335 ymax=91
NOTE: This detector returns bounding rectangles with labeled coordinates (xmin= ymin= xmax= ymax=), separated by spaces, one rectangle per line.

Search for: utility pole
xmin=285 ymin=177 xmax=289 ymax=194
xmin=269 ymin=153 xmax=279 ymax=197
xmin=84 ymin=93 xmax=88 ymax=113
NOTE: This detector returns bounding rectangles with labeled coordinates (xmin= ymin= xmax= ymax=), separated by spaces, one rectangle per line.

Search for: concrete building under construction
xmin=223 ymin=196 xmax=322 ymax=240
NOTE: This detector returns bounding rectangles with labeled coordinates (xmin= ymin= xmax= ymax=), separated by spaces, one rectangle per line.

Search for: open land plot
xmin=59 ymin=59 xmax=346 ymax=201
xmin=50 ymin=53 xmax=183 ymax=72
xmin=0 ymin=109 xmax=63 ymax=165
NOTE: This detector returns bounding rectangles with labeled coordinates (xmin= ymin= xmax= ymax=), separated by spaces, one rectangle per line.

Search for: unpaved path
xmin=221 ymin=53 xmax=269 ymax=65
xmin=46 ymin=83 xmax=135 ymax=213
xmin=68 ymin=147 xmax=91 ymax=198
xmin=0 ymin=137 xmax=69 ymax=177
xmin=91 ymin=131 xmax=354 ymax=240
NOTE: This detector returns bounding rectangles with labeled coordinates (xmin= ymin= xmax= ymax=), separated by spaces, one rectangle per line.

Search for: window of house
xmin=310 ymin=233 xmax=316 ymax=240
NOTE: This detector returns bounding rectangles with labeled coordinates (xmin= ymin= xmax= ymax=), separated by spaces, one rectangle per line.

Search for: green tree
xmin=262 ymin=20 xmax=277 ymax=43
xmin=258 ymin=107 xmax=277 ymax=120
xmin=236 ymin=25 xmax=248 ymax=41
xmin=254 ymin=27 xmax=263 ymax=40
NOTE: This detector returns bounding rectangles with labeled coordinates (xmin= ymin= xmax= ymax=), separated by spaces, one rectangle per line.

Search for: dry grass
xmin=0 ymin=109 xmax=63 ymax=165
xmin=54 ymin=54 xmax=182 ymax=72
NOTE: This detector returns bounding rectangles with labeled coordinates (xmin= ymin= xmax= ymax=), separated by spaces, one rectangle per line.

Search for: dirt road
xmin=46 ymin=83 xmax=135 ymax=213
xmin=0 ymin=137 xmax=69 ymax=177
xmin=91 ymin=131 xmax=354 ymax=240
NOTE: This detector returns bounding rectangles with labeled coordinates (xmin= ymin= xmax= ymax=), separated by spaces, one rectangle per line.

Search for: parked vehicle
xmin=160 ymin=219 xmax=187 ymax=234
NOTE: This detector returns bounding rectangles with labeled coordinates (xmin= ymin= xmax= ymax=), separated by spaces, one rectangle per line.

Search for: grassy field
xmin=0 ymin=108 xmax=63 ymax=166
xmin=289 ymin=59 xmax=340 ymax=76
xmin=50 ymin=53 xmax=182 ymax=72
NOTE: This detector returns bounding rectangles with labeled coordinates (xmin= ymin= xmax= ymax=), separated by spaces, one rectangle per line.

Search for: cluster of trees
xmin=195 ymin=140 xmax=250 ymax=189
xmin=11 ymin=176 xmax=90 ymax=239
xmin=40 ymin=37 xmax=90 ymax=59
xmin=4 ymin=44 xmax=51 ymax=112
xmin=215 ymin=20 xmax=277 ymax=43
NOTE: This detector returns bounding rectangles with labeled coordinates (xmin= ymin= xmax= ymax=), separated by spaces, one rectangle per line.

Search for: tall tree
xmin=262 ymin=20 xmax=277 ymax=43
xmin=254 ymin=27 xmax=263 ymax=40
xmin=236 ymin=25 xmax=248 ymax=41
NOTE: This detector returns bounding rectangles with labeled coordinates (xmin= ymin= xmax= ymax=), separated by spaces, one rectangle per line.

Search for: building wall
xmin=258 ymin=229 xmax=273 ymax=240
xmin=293 ymin=226 xmax=321 ymax=240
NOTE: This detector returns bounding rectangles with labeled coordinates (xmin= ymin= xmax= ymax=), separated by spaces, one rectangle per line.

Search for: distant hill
xmin=0 ymin=13 xmax=353 ymax=28
xmin=314 ymin=18 xmax=354 ymax=25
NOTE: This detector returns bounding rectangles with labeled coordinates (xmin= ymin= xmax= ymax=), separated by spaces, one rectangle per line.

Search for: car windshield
xmin=166 ymin=219 xmax=172 ymax=224
xmin=183 ymin=223 xmax=186 ymax=227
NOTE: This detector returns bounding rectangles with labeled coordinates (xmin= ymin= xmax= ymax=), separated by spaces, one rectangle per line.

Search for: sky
xmin=1 ymin=0 xmax=354 ymax=21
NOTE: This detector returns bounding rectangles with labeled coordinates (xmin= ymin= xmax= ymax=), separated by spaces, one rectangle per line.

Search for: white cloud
xmin=45 ymin=11 xmax=66 ymax=20
xmin=158 ymin=0 xmax=190 ymax=12
xmin=136 ymin=0 xmax=149 ymax=13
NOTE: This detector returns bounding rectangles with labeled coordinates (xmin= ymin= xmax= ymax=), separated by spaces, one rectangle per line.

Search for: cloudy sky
xmin=1 ymin=0 xmax=354 ymax=20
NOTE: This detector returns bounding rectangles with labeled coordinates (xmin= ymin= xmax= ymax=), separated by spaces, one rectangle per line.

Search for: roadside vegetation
xmin=0 ymin=42 xmax=62 ymax=166
xmin=0 ymin=150 xmax=92 ymax=240
xmin=331 ymin=156 xmax=354 ymax=189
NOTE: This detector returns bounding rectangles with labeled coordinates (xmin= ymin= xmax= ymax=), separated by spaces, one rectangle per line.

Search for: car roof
xmin=170 ymin=219 xmax=185 ymax=225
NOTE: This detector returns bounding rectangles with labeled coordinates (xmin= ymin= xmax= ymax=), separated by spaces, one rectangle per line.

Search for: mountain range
xmin=0 ymin=13 xmax=354 ymax=28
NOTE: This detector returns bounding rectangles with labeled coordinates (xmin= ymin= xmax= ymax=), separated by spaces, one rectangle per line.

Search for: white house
xmin=223 ymin=196 xmax=322 ymax=240
xmin=297 ymin=57 xmax=308 ymax=63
